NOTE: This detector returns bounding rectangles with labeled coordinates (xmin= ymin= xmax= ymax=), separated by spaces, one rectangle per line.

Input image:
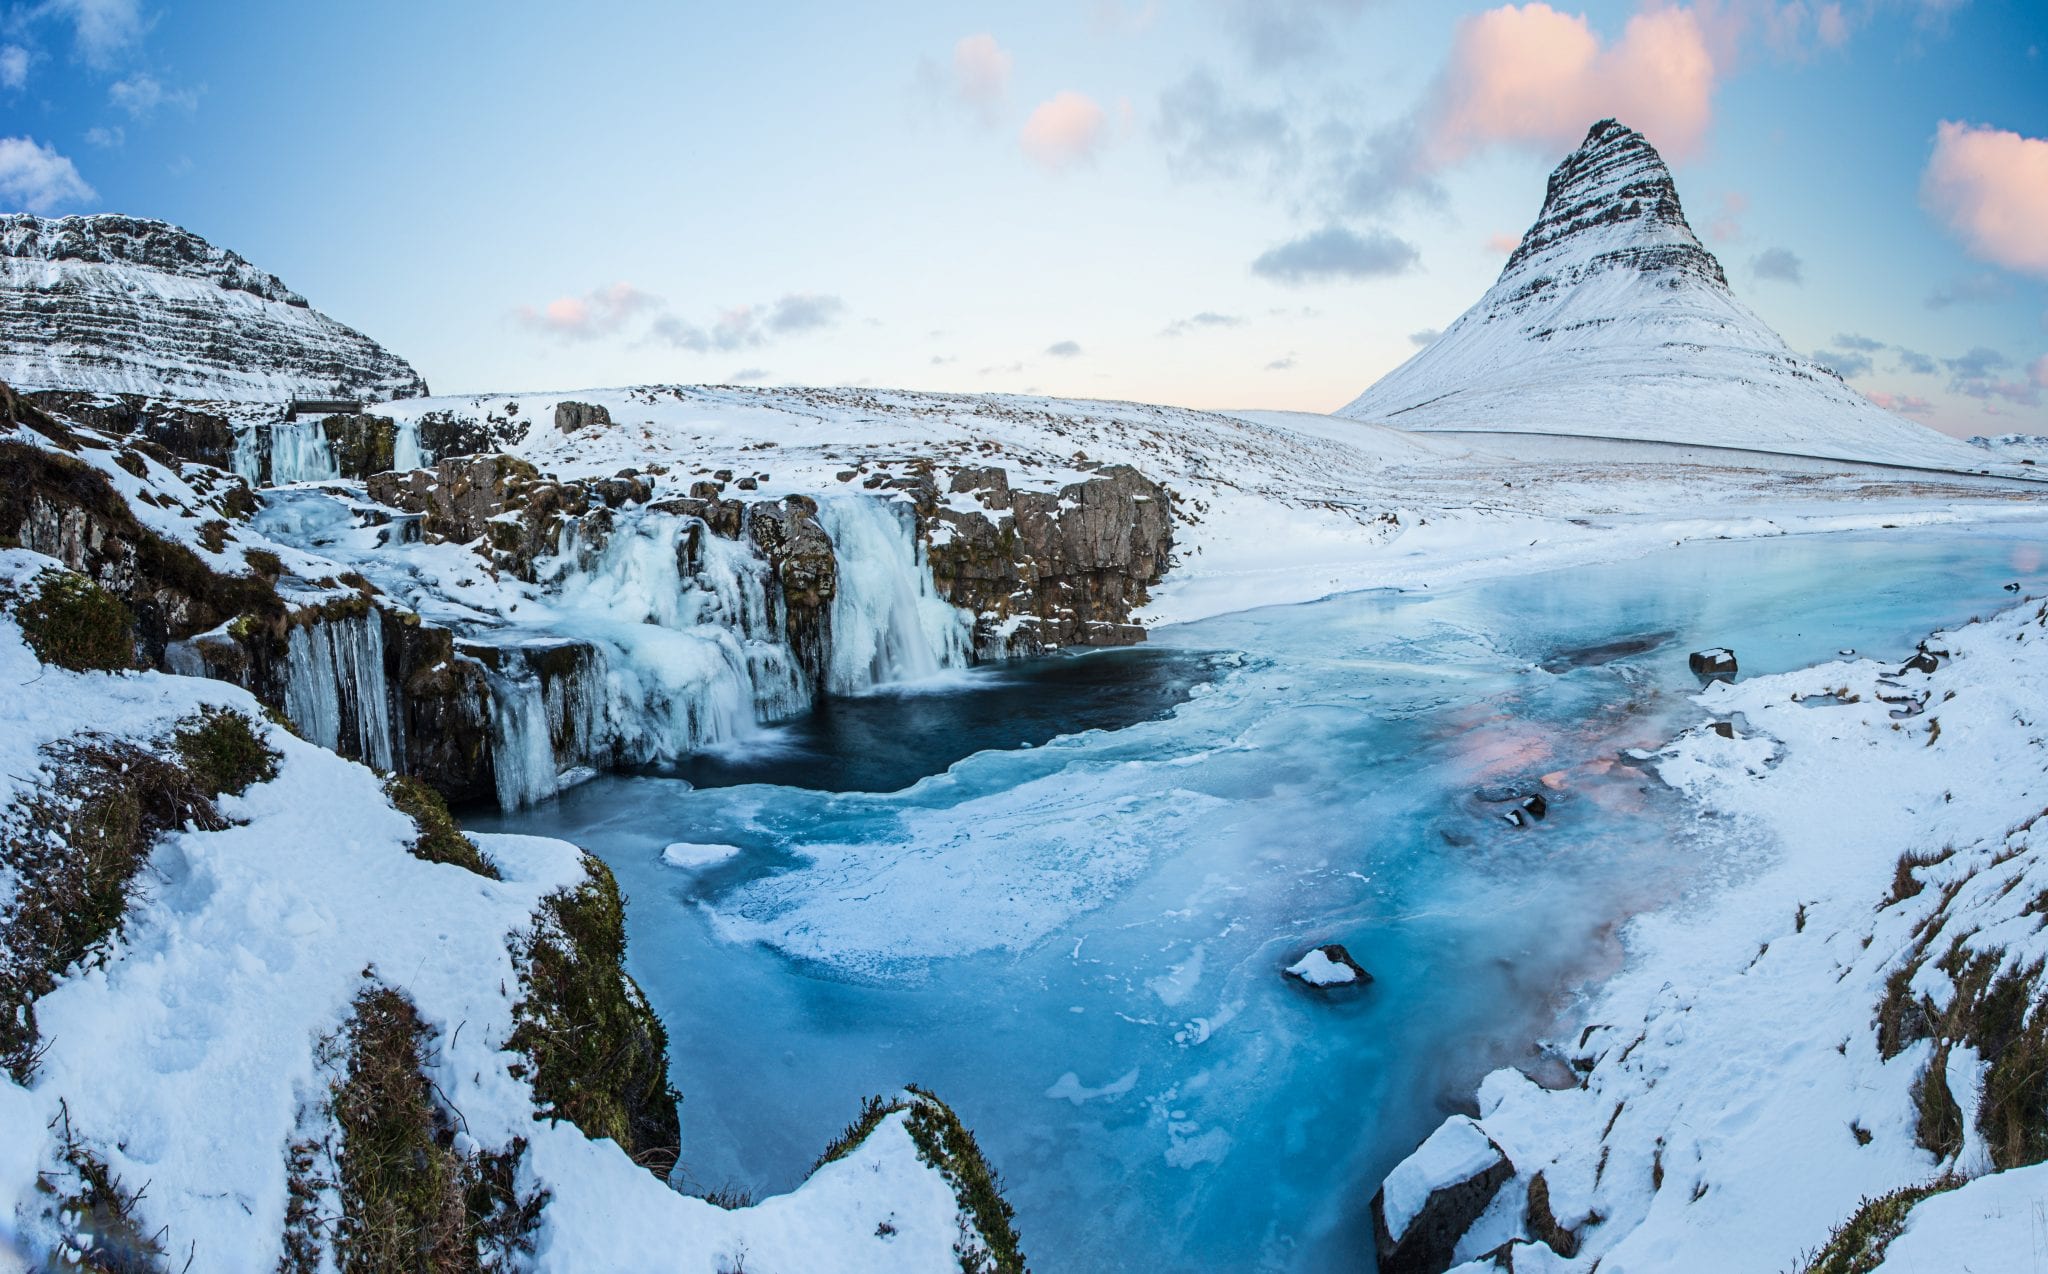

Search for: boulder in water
xmin=1284 ymin=944 xmax=1371 ymax=989
xmin=1688 ymin=647 xmax=1737 ymax=679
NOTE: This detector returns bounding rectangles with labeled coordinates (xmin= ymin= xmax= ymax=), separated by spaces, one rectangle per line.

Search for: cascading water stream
xmin=814 ymin=495 xmax=975 ymax=694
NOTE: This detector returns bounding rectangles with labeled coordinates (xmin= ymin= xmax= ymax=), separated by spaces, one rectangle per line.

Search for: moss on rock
xmin=507 ymin=854 xmax=680 ymax=1176
xmin=172 ymin=706 xmax=279 ymax=799
xmin=383 ymin=774 xmax=498 ymax=879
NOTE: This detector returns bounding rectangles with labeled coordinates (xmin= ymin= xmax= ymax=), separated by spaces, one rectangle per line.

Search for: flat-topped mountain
xmin=1340 ymin=120 xmax=1982 ymax=470
xmin=0 ymin=213 xmax=426 ymax=402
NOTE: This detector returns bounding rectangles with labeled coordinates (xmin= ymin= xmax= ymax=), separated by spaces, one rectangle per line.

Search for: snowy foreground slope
xmin=379 ymin=382 xmax=2044 ymax=630
xmin=1339 ymin=121 xmax=1983 ymax=472
xmin=1373 ymin=594 xmax=2048 ymax=1272
xmin=0 ymin=550 xmax=1017 ymax=1271
xmin=0 ymin=215 xmax=426 ymax=402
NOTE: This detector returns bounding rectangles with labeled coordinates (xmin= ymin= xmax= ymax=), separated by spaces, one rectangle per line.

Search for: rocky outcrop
xmin=553 ymin=401 xmax=613 ymax=433
xmin=744 ymin=495 xmax=838 ymax=686
xmin=0 ymin=389 xmax=281 ymax=666
xmin=0 ymin=214 xmax=426 ymax=402
xmin=895 ymin=463 xmax=1171 ymax=657
xmin=20 ymin=390 xmax=239 ymax=472
xmin=1372 ymin=1117 xmax=1516 ymax=1274
xmin=366 ymin=454 xmax=654 ymax=581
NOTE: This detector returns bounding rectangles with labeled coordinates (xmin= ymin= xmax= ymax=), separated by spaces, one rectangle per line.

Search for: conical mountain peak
xmin=1337 ymin=120 xmax=1980 ymax=469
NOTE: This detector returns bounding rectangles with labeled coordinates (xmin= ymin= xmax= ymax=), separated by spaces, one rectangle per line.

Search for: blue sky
xmin=2 ymin=0 xmax=2044 ymax=436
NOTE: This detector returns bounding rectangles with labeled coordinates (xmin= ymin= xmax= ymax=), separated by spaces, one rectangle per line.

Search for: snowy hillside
xmin=0 ymin=214 xmax=426 ymax=402
xmin=1339 ymin=120 xmax=1983 ymax=472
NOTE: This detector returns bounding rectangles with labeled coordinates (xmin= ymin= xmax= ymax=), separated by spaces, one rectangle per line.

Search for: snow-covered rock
xmin=1340 ymin=121 xmax=1986 ymax=472
xmin=0 ymin=214 xmax=425 ymax=402
xmin=1373 ymin=1115 xmax=1515 ymax=1274
xmin=1284 ymin=943 xmax=1371 ymax=988
xmin=662 ymin=841 xmax=742 ymax=870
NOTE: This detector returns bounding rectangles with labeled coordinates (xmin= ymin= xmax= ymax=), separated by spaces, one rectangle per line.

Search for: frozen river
xmin=473 ymin=525 xmax=2048 ymax=1271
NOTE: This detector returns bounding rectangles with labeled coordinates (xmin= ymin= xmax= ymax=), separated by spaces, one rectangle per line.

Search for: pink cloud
xmin=1863 ymin=389 xmax=1934 ymax=415
xmin=1921 ymin=120 xmax=2048 ymax=280
xmin=952 ymin=34 xmax=1011 ymax=121
xmin=2032 ymin=354 xmax=2048 ymax=390
xmin=1020 ymin=90 xmax=1107 ymax=170
xmin=1815 ymin=3 xmax=1849 ymax=47
xmin=1485 ymin=232 xmax=1522 ymax=254
xmin=1706 ymin=189 xmax=1749 ymax=241
xmin=515 ymin=281 xmax=657 ymax=339
xmin=1428 ymin=4 xmax=1718 ymax=164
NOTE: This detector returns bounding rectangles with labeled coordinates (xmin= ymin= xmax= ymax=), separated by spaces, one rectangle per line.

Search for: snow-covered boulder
xmin=1284 ymin=943 xmax=1372 ymax=989
xmin=1688 ymin=647 xmax=1737 ymax=678
xmin=1372 ymin=1115 xmax=1515 ymax=1274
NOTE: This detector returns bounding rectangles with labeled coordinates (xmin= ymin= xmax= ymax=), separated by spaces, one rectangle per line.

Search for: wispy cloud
xmin=108 ymin=71 xmax=198 ymax=118
xmin=84 ymin=125 xmax=122 ymax=147
xmin=949 ymin=33 xmax=1012 ymax=124
xmin=1924 ymin=272 xmax=2013 ymax=309
xmin=1045 ymin=339 xmax=1082 ymax=357
xmin=1922 ymin=120 xmax=2048 ymax=280
xmin=1160 ymin=311 xmax=1245 ymax=337
xmin=514 ymin=282 xmax=659 ymax=339
xmin=1409 ymin=329 xmax=1441 ymax=347
xmin=1813 ymin=347 xmax=1872 ymax=378
xmin=765 ymin=293 xmax=845 ymax=334
xmin=1155 ymin=68 xmax=1294 ymax=180
xmin=0 ymin=135 xmax=95 ymax=212
xmin=1863 ymin=389 xmax=1934 ymax=415
xmin=0 ymin=45 xmax=27 ymax=90
xmin=727 ymin=367 xmax=770 ymax=383
xmin=1252 ymin=225 xmax=1417 ymax=284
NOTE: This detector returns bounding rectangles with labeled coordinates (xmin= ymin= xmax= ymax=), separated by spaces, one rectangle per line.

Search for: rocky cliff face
xmin=842 ymin=462 xmax=1172 ymax=656
xmin=1339 ymin=120 xmax=1981 ymax=470
xmin=0 ymin=214 xmax=426 ymax=402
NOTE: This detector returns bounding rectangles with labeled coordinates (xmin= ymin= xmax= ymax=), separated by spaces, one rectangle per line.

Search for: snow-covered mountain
xmin=1340 ymin=120 xmax=1982 ymax=471
xmin=0 ymin=213 xmax=426 ymax=402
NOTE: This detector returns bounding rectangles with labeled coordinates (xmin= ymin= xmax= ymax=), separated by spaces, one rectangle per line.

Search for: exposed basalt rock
xmin=553 ymin=400 xmax=613 ymax=433
xmin=745 ymin=494 xmax=838 ymax=685
xmin=366 ymin=454 xmax=653 ymax=582
xmin=21 ymin=390 xmax=239 ymax=471
xmin=0 ymin=213 xmax=426 ymax=401
xmin=320 ymin=412 xmax=401 ymax=478
xmin=911 ymin=463 xmax=1172 ymax=656
xmin=414 ymin=409 xmax=508 ymax=461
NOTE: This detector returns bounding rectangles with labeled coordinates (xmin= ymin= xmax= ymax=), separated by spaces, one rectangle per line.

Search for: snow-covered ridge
xmin=1378 ymin=593 xmax=2048 ymax=1271
xmin=0 ymin=213 xmax=426 ymax=402
xmin=1339 ymin=120 xmax=1985 ymax=472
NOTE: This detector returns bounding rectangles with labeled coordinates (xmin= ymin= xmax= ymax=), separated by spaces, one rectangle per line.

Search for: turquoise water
xmin=475 ymin=525 xmax=2048 ymax=1272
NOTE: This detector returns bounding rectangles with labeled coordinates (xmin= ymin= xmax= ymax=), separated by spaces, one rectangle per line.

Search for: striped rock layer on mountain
xmin=1 ymin=213 xmax=426 ymax=402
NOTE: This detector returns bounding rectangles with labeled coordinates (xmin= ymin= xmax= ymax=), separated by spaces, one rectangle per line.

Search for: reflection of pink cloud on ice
xmin=2013 ymin=545 xmax=2042 ymax=574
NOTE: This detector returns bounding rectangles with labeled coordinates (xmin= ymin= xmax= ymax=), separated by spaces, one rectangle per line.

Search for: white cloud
xmin=0 ymin=135 xmax=96 ymax=212
xmin=40 ymin=0 xmax=145 ymax=68
xmin=1251 ymin=225 xmax=1419 ymax=283
xmin=84 ymin=125 xmax=123 ymax=148
xmin=0 ymin=45 xmax=29 ymax=90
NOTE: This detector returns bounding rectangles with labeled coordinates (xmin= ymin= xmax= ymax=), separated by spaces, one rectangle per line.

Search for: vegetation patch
xmin=383 ymin=775 xmax=497 ymax=878
xmin=0 ymin=732 xmax=230 ymax=1081
xmin=903 ymin=1087 xmax=1028 ymax=1274
xmin=1798 ymin=1175 xmax=1962 ymax=1274
xmin=507 ymin=854 xmax=681 ymax=1176
xmin=10 ymin=568 xmax=135 ymax=672
xmin=36 ymin=1103 xmax=167 ymax=1273
xmin=327 ymin=985 xmax=547 ymax=1272
xmin=1883 ymin=848 xmax=1951 ymax=908
xmin=172 ymin=706 xmax=279 ymax=799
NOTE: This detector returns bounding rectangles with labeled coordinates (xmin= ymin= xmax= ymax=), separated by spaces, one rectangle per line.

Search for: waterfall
xmin=475 ymin=495 xmax=972 ymax=809
xmin=814 ymin=496 xmax=974 ymax=694
xmin=392 ymin=417 xmax=424 ymax=472
xmin=230 ymin=417 xmax=432 ymax=488
xmin=283 ymin=613 xmax=396 ymax=771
